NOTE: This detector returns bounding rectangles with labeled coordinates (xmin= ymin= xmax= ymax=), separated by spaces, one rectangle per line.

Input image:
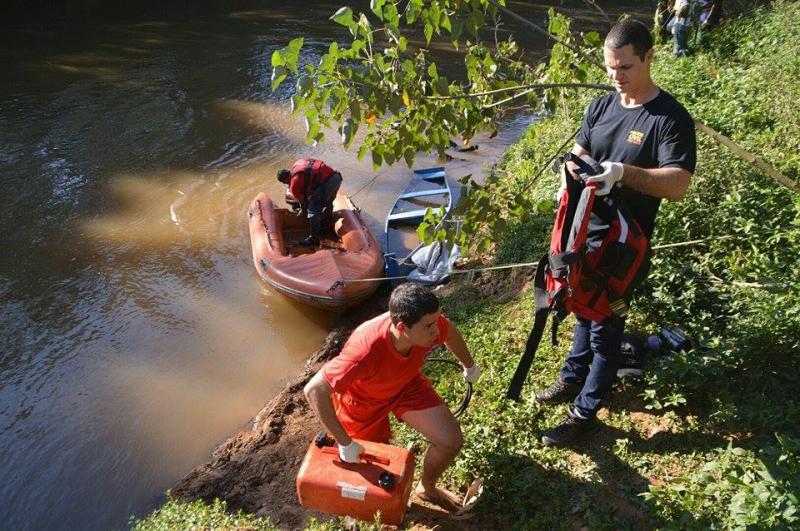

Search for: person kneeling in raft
xmin=304 ymin=283 xmax=481 ymax=512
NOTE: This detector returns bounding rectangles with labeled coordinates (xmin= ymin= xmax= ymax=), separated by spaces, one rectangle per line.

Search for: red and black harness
xmin=507 ymin=154 xmax=652 ymax=400
xmin=290 ymin=158 xmax=330 ymax=202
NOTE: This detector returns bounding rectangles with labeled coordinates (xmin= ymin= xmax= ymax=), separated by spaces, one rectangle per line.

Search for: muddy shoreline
xmin=171 ymin=260 xmax=534 ymax=529
xmin=171 ymin=287 xmax=391 ymax=528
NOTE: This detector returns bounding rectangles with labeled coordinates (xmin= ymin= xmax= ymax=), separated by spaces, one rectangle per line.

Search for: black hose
xmin=425 ymin=357 xmax=473 ymax=418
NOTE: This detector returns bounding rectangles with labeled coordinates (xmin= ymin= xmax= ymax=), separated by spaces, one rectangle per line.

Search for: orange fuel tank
xmin=296 ymin=435 xmax=415 ymax=525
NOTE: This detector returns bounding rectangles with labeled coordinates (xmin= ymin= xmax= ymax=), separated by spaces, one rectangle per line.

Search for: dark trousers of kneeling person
xmin=307 ymin=171 xmax=342 ymax=241
xmin=538 ymin=314 xmax=625 ymax=446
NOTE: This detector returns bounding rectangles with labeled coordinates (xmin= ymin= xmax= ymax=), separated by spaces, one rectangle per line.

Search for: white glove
xmin=338 ymin=439 xmax=364 ymax=463
xmin=555 ymin=185 xmax=566 ymax=203
xmin=463 ymin=363 xmax=481 ymax=384
xmin=584 ymin=161 xmax=624 ymax=196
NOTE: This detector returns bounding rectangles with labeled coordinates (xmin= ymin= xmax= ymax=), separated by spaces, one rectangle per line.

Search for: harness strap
xmin=551 ymin=312 xmax=561 ymax=346
xmin=507 ymin=254 xmax=550 ymax=401
xmin=302 ymin=159 xmax=317 ymax=200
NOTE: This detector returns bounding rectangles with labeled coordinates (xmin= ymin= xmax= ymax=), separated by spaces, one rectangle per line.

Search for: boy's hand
xmin=463 ymin=363 xmax=481 ymax=384
xmin=338 ymin=440 xmax=364 ymax=463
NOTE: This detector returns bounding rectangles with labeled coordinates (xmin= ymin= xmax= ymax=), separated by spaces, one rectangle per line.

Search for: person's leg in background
xmin=534 ymin=316 xmax=592 ymax=404
xmin=320 ymin=172 xmax=342 ymax=238
xmin=300 ymin=188 xmax=325 ymax=246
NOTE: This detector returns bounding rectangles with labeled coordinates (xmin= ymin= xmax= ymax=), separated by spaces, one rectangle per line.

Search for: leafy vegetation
xmin=405 ymin=0 xmax=800 ymax=528
xmin=270 ymin=0 xmax=604 ymax=195
xmin=415 ymin=1 xmax=800 ymax=528
xmin=134 ymin=1 xmax=800 ymax=529
xmin=131 ymin=497 xmax=273 ymax=530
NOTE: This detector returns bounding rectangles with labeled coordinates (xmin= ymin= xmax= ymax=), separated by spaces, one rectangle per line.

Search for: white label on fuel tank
xmin=337 ymin=482 xmax=367 ymax=501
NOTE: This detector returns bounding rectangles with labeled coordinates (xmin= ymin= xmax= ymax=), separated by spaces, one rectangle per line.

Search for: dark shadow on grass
xmin=472 ymin=444 xmax=665 ymax=530
xmin=572 ymin=423 xmax=704 ymax=530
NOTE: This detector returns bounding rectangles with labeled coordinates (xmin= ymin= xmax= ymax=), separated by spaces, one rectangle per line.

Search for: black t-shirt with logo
xmin=576 ymin=90 xmax=696 ymax=238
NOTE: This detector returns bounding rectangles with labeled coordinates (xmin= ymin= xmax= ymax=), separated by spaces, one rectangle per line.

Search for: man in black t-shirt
xmin=536 ymin=19 xmax=696 ymax=447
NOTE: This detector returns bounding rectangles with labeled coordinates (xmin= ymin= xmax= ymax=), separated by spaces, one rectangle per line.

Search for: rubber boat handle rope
xmin=326 ymin=260 xmax=541 ymax=292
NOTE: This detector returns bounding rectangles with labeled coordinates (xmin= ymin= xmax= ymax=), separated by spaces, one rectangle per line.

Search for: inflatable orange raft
xmin=248 ymin=192 xmax=384 ymax=311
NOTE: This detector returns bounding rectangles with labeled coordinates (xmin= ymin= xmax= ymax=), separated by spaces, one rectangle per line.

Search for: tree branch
xmin=581 ymin=0 xmax=613 ymax=25
xmin=425 ymin=82 xmax=613 ymax=100
xmin=483 ymin=87 xmax=536 ymax=109
xmin=487 ymin=0 xmax=605 ymax=71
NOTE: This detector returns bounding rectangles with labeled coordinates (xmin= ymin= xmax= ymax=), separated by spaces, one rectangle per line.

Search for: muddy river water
xmin=0 ymin=1 xmax=641 ymax=528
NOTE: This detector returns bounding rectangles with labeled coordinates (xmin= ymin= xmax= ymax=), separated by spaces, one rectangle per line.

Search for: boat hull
xmin=383 ymin=166 xmax=460 ymax=280
xmin=248 ymin=192 xmax=384 ymax=311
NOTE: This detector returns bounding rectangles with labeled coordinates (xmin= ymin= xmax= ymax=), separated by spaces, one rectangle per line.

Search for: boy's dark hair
xmin=604 ymin=19 xmax=653 ymax=61
xmin=389 ymin=283 xmax=440 ymax=327
xmin=277 ymin=169 xmax=291 ymax=183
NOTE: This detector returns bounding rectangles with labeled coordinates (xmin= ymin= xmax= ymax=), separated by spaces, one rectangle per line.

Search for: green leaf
xmin=351 ymin=39 xmax=366 ymax=55
xmin=424 ymin=22 xmax=434 ymax=44
xmin=296 ymin=75 xmax=313 ymax=95
xmin=584 ymin=31 xmax=601 ymax=47
xmin=371 ymin=149 xmax=383 ymax=168
xmin=330 ymin=6 xmax=355 ymax=27
xmin=536 ymin=199 xmax=555 ymax=213
xmin=271 ymin=50 xmax=285 ymax=68
xmin=483 ymin=53 xmax=497 ymax=76
xmin=403 ymin=148 xmax=416 ymax=167
xmin=451 ymin=18 xmax=463 ymax=46
xmin=370 ymin=0 xmax=384 ymax=19
xmin=270 ymin=65 xmax=288 ymax=90
xmin=441 ymin=14 xmax=452 ymax=33
xmin=384 ymin=2 xmax=400 ymax=27
xmin=283 ymin=37 xmax=304 ymax=74
xmin=548 ymin=9 xmax=566 ymax=37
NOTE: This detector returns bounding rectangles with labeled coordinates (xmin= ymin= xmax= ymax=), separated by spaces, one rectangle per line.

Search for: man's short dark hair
xmin=277 ymin=169 xmax=291 ymax=183
xmin=389 ymin=283 xmax=440 ymax=327
xmin=604 ymin=19 xmax=653 ymax=61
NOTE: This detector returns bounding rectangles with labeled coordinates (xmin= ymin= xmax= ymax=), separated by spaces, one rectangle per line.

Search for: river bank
xmin=164 ymin=269 xmax=531 ymax=531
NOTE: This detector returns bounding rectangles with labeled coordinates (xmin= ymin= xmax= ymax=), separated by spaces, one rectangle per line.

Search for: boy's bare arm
xmin=444 ymin=325 xmax=475 ymax=369
xmin=303 ymin=371 xmax=352 ymax=445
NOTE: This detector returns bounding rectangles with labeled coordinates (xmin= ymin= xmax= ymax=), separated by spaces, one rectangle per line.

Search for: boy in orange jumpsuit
xmin=304 ymin=283 xmax=480 ymax=511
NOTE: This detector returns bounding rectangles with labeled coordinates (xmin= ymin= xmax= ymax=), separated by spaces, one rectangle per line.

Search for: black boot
xmin=299 ymin=215 xmax=323 ymax=247
xmin=541 ymin=408 xmax=597 ymax=447
xmin=535 ymin=378 xmax=583 ymax=405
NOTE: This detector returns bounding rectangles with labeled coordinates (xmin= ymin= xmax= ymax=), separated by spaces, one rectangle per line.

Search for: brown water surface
xmin=0 ymin=1 xmax=642 ymax=529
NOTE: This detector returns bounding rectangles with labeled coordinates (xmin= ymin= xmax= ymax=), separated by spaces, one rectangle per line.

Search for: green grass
xmin=131 ymin=497 xmax=274 ymax=530
xmin=133 ymin=2 xmax=800 ymax=529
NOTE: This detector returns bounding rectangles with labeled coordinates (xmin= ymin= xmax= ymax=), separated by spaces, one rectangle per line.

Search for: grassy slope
xmin=424 ymin=2 xmax=800 ymax=529
xmin=135 ymin=2 xmax=800 ymax=530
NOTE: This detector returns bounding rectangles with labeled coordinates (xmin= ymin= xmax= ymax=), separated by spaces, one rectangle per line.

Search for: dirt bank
xmin=172 ymin=264 xmax=527 ymax=529
xmin=171 ymin=287 xmax=388 ymax=528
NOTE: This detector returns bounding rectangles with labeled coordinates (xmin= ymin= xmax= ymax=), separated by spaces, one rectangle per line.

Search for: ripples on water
xmin=0 ymin=4 xmax=349 ymax=529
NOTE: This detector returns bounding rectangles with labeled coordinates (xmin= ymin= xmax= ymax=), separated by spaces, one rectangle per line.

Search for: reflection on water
xmin=0 ymin=1 xmax=644 ymax=529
